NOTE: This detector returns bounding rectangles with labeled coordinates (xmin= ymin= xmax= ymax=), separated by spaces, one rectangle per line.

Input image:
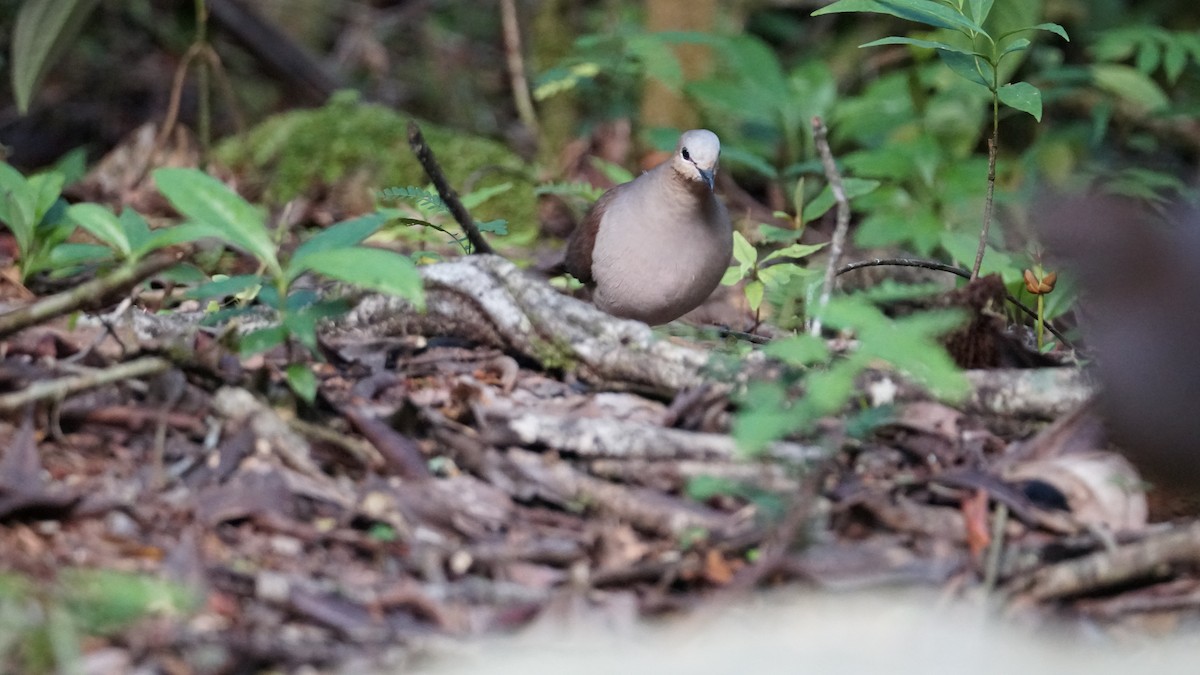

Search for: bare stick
xmin=499 ymin=0 xmax=539 ymax=136
xmin=971 ymin=134 xmax=999 ymax=280
xmin=0 ymin=357 xmax=173 ymax=414
xmin=406 ymin=121 xmax=495 ymax=255
xmin=0 ymin=250 xmax=183 ymax=339
xmin=810 ymin=116 xmax=851 ymax=336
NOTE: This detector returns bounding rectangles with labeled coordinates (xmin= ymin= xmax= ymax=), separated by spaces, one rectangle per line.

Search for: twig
xmin=810 ymin=116 xmax=850 ymax=336
xmin=972 ymin=135 xmax=999 ymax=280
xmin=0 ymin=357 xmax=173 ymax=414
xmin=0 ymin=251 xmax=183 ymax=339
xmin=499 ymin=0 xmax=539 ymax=136
xmin=835 ymin=257 xmax=1074 ymax=350
xmin=406 ymin=121 xmax=495 ymax=255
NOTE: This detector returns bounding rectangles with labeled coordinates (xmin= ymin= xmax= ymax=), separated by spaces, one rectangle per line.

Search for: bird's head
xmin=671 ymin=129 xmax=721 ymax=191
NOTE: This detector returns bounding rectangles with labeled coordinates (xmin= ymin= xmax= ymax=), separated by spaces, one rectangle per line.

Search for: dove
xmin=565 ymin=129 xmax=733 ymax=325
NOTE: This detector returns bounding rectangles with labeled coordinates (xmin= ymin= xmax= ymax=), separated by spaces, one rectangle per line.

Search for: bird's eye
xmin=681 ymin=147 xmax=691 ymax=161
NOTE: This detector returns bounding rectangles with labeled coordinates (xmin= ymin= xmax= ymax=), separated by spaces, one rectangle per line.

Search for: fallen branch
xmin=0 ymin=250 xmax=183 ymax=340
xmin=0 ymin=356 xmax=173 ymax=414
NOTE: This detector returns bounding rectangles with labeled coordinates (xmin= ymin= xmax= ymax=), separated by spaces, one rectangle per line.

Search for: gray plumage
xmin=565 ymin=129 xmax=733 ymax=325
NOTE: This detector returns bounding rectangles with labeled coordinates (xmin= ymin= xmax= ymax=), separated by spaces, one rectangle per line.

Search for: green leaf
xmin=814 ymin=0 xmax=984 ymax=35
xmin=1163 ymin=38 xmax=1188 ymax=84
xmin=136 ymin=222 xmax=223 ymax=259
xmin=460 ymin=182 xmax=513 ymax=210
xmin=287 ymin=364 xmax=318 ymax=403
xmin=153 ymin=168 xmax=280 ymax=276
xmin=801 ymin=178 xmax=881 ymax=224
xmin=119 ymin=208 xmax=152 ymax=252
xmin=967 ymin=0 xmax=994 ymax=25
xmin=997 ymin=81 xmax=1042 ymax=121
xmin=627 ymin=34 xmax=684 ymax=89
xmin=1000 ymin=38 xmax=1032 ymax=59
xmin=11 ymin=0 xmax=102 ymax=113
xmin=290 ymin=212 xmax=387 ymax=276
xmin=47 ymin=242 xmax=113 ymax=269
xmin=937 ymin=50 xmax=994 ymax=89
xmin=859 ymin=36 xmax=968 ymax=53
xmin=1090 ymin=64 xmax=1169 ymax=113
xmin=184 ymin=274 xmax=263 ymax=301
xmin=762 ymin=242 xmax=827 ymax=263
xmin=294 ymin=247 xmax=424 ymax=309
xmin=0 ymin=167 xmax=39 ymax=262
xmin=379 ymin=186 xmax=448 ymax=213
xmin=720 ymin=147 xmax=779 ymax=180
xmin=1023 ymin=22 xmax=1069 ymax=42
xmin=733 ymin=381 xmax=798 ymax=454
xmin=68 ymin=203 xmax=130 ymax=257
xmin=720 ymin=264 xmax=745 ymax=286
xmin=27 ymin=171 xmax=64 ymax=223
xmin=477 ymin=219 xmax=508 ymax=235
xmin=764 ymin=334 xmax=829 ymax=367
xmin=61 ymin=568 xmax=195 ymax=636
xmin=731 ymin=230 xmax=757 ymax=269
xmin=239 ymin=325 xmax=288 ymax=357
xmin=744 ymin=280 xmax=765 ymax=312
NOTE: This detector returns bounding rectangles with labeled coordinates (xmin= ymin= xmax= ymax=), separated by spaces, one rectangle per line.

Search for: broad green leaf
xmin=997 ymin=81 xmax=1042 ymax=121
xmin=68 ymin=203 xmax=130 ymax=257
xmin=744 ymin=280 xmax=765 ymax=312
xmin=967 ymin=0 xmax=994 ymax=25
xmin=239 ymin=324 xmax=288 ymax=357
xmin=289 ymin=212 xmax=388 ymax=279
xmin=814 ymin=0 xmax=984 ymax=35
xmin=47 ymin=242 xmax=113 ymax=269
xmin=731 ymin=230 xmax=757 ymax=269
xmin=119 ymin=208 xmax=152 ymax=251
xmin=295 ymin=247 xmax=424 ymax=308
xmin=763 ymin=242 xmax=828 ymax=263
xmin=0 ymin=164 xmax=36 ymax=255
xmin=720 ymin=264 xmax=745 ymax=286
xmin=152 ymin=167 xmax=280 ymax=276
xmin=1091 ymin=64 xmax=1169 ymax=113
xmin=937 ymin=50 xmax=994 ymax=89
xmin=764 ymin=333 xmax=829 ymax=366
xmin=184 ymin=274 xmax=264 ymax=301
xmin=286 ymin=364 xmax=318 ymax=403
xmin=1135 ymin=40 xmax=1161 ymax=75
xmin=1163 ymin=38 xmax=1188 ymax=84
xmin=11 ymin=0 xmax=102 ymax=113
xmin=136 ymin=222 xmax=224 ymax=259
xmin=27 ymin=171 xmax=64 ymax=223
xmin=801 ymin=178 xmax=881 ymax=224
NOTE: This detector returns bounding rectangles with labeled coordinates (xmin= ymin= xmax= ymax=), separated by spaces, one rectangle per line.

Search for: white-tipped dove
xmin=565 ymin=129 xmax=733 ymax=325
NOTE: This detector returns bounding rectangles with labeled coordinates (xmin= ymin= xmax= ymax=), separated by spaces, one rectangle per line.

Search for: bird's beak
xmin=698 ymin=168 xmax=715 ymax=191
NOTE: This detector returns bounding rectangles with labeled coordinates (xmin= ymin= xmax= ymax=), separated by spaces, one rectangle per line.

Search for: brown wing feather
xmin=564 ymin=185 xmax=624 ymax=285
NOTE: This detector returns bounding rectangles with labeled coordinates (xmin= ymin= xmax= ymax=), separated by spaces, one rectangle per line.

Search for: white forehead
xmin=677 ymin=129 xmax=720 ymax=166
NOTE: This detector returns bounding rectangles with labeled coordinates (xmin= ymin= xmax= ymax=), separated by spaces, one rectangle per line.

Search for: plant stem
xmin=971 ymin=91 xmax=1000 ymax=280
xmin=195 ymin=0 xmax=211 ymax=166
xmin=1036 ymin=294 xmax=1045 ymax=351
xmin=500 ymin=0 xmax=539 ymax=138
xmin=809 ymin=116 xmax=851 ymax=337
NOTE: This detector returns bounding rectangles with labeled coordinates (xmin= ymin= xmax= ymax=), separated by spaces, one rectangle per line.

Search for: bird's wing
xmin=564 ymin=184 xmax=625 ymax=285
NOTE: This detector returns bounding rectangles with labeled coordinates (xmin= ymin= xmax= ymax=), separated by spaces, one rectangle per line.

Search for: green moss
xmin=214 ymin=92 xmax=537 ymax=244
